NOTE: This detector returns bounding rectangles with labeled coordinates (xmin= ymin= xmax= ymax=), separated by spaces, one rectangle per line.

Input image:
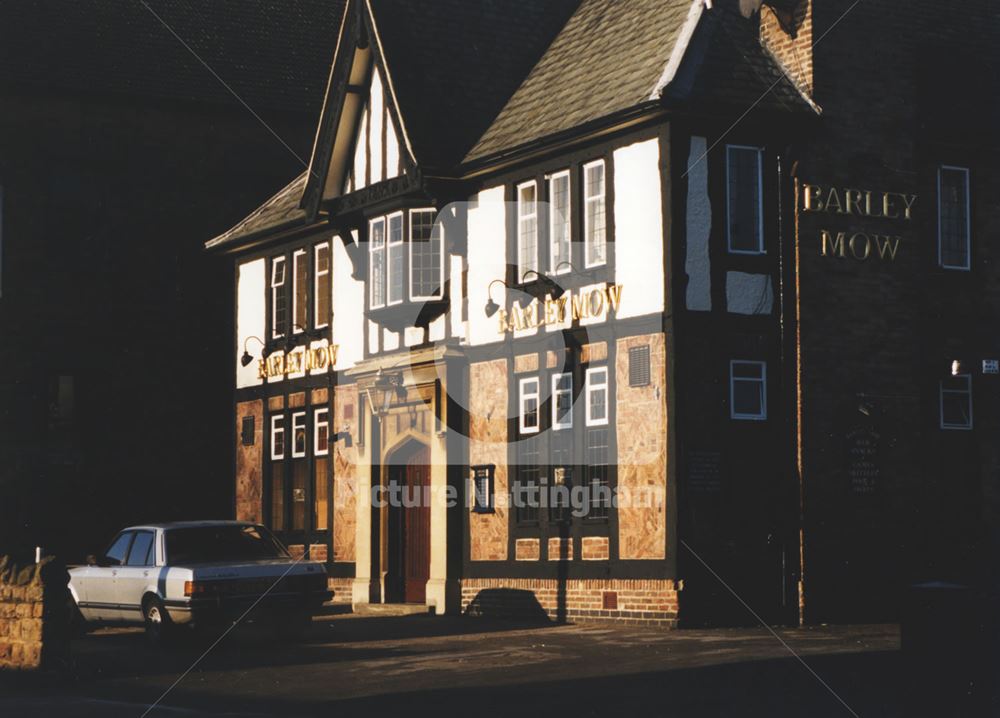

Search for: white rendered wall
xmin=467 ymin=186 xmax=508 ymax=346
xmin=613 ymin=138 xmax=665 ymax=319
xmin=333 ymin=232 xmax=364 ymax=371
xmin=236 ymin=258 xmax=266 ymax=388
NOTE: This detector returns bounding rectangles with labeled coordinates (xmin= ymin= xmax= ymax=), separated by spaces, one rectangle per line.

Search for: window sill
xmin=369 ymin=298 xmax=449 ymax=332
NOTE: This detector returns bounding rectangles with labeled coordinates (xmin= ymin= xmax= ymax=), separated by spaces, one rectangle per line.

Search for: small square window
xmin=731 ymin=360 xmax=766 ymax=420
xmin=940 ymin=374 xmax=973 ymax=430
xmin=471 ymin=465 xmax=494 ymax=513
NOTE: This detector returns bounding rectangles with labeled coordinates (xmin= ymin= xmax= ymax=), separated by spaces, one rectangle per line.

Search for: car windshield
xmin=165 ymin=525 xmax=289 ymax=564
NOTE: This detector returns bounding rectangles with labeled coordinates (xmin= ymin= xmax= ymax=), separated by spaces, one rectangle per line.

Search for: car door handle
xmin=111 ymin=570 xmax=118 ymax=577
xmin=143 ymin=571 xmax=149 ymax=577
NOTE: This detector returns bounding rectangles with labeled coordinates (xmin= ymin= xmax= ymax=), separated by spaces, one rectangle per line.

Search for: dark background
xmin=0 ymin=0 xmax=344 ymax=562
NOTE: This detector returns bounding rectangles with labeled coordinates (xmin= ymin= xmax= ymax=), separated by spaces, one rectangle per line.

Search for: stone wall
xmin=469 ymin=359 xmax=509 ymax=561
xmin=0 ymin=557 xmax=69 ymax=671
xmin=616 ymin=333 xmax=667 ymax=560
xmin=462 ymin=578 xmax=678 ymax=626
xmin=235 ymin=399 xmax=264 ymax=523
xmin=334 ymin=383 xmax=358 ymax=563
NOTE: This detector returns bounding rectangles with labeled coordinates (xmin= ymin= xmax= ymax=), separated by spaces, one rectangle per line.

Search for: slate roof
xmin=467 ymin=0 xmax=815 ymax=163
xmin=466 ymin=0 xmax=696 ymax=163
xmin=0 ymin=0 xmax=344 ymax=113
xmin=204 ymin=172 xmax=309 ymax=249
xmin=367 ymin=0 xmax=580 ymax=169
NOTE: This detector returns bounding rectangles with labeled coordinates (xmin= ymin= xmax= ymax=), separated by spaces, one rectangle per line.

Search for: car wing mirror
xmin=85 ymin=554 xmax=98 ymax=566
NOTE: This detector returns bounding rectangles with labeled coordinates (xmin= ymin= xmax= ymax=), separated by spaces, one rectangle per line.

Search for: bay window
xmin=293 ymin=249 xmax=308 ymax=333
xmin=270 ymin=257 xmax=288 ymax=338
xmin=369 ymin=217 xmax=386 ymax=308
xmin=517 ymin=180 xmax=538 ymax=278
xmin=584 ymin=160 xmax=607 ymax=267
xmin=410 ymin=209 xmax=443 ymax=299
xmin=388 ymin=212 xmax=404 ymax=305
xmin=314 ymin=242 xmax=331 ymax=328
xmin=548 ymin=171 xmax=571 ymax=274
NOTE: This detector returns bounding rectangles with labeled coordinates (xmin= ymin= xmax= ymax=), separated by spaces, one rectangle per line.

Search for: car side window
xmin=126 ymin=531 xmax=156 ymax=567
xmin=104 ymin=532 xmax=134 ymax=566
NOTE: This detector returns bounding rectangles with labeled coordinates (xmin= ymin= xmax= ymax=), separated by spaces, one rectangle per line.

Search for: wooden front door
xmin=403 ymin=447 xmax=430 ymax=603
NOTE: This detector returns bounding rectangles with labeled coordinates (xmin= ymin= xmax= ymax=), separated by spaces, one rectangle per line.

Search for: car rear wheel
xmin=67 ymin=597 xmax=89 ymax=637
xmin=143 ymin=597 xmax=174 ymax=646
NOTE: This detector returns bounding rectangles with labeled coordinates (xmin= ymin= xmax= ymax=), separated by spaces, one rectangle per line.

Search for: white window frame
xmin=519 ymin=376 xmax=541 ymax=434
xmin=270 ymin=415 xmax=285 ymax=460
xmin=408 ymin=208 xmax=445 ymax=301
xmin=583 ymin=159 xmax=607 ymax=268
xmin=552 ymin=372 xmax=573 ymax=430
xmin=730 ymin=360 xmax=767 ymax=420
xmin=314 ymin=407 xmax=330 ymax=456
xmin=725 ymin=145 xmax=765 ymax=255
xmin=517 ymin=180 xmax=538 ymax=279
xmin=369 ymin=216 xmax=386 ymax=309
xmin=291 ymin=249 xmax=307 ymax=334
xmin=270 ymin=257 xmax=287 ymax=339
xmin=585 ymin=367 xmax=609 ymax=427
xmin=387 ymin=211 xmax=405 ymax=306
xmin=940 ymin=374 xmax=973 ymax=430
xmin=291 ymin=411 xmax=307 ymax=458
xmin=937 ymin=165 xmax=971 ymax=271
xmin=314 ymin=242 xmax=331 ymax=329
xmin=548 ymin=170 xmax=571 ymax=275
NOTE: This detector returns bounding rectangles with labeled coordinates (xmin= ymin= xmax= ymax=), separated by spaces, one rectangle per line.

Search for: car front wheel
xmin=143 ymin=597 xmax=174 ymax=646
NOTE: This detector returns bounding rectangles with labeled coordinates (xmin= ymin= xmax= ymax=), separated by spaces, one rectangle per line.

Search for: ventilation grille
xmin=629 ymin=345 xmax=651 ymax=387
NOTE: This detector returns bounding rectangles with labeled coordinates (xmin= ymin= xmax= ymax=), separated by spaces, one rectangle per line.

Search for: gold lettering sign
xmin=804 ymin=183 xmax=914 ymax=263
xmin=258 ymin=345 xmax=339 ymax=380
xmin=496 ymin=286 xmax=623 ymax=335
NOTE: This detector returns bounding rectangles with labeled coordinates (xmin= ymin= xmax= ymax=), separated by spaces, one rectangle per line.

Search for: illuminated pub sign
xmin=802 ymin=184 xmax=917 ymax=262
xmin=497 ymin=285 xmax=624 ymax=334
xmin=258 ymin=345 xmax=339 ymax=380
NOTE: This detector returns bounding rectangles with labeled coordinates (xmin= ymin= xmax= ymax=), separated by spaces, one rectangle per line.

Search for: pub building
xmin=206 ymin=0 xmax=999 ymax=625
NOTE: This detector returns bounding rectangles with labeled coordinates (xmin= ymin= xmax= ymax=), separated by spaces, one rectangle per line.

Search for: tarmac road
xmin=0 ymin=616 xmax=903 ymax=717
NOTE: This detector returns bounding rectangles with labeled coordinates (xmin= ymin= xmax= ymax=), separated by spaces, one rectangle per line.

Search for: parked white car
xmin=68 ymin=521 xmax=331 ymax=643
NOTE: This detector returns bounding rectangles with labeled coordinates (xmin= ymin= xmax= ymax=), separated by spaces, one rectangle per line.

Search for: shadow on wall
xmin=463 ymin=589 xmax=552 ymax=623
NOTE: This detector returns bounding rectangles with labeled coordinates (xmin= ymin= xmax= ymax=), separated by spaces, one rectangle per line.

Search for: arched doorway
xmin=385 ymin=441 xmax=431 ymax=604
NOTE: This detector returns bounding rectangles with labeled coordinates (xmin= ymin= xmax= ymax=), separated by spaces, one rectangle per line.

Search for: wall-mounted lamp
xmin=951 ymin=359 xmax=964 ymax=376
xmin=484 ymin=279 xmax=508 ymax=318
xmin=241 ymin=336 xmax=266 ymax=367
xmin=483 ymin=270 xmax=569 ymax=318
xmin=364 ymin=368 xmax=406 ymax=419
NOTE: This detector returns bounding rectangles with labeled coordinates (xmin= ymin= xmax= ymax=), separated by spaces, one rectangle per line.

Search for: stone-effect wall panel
xmin=235 ymin=399 xmax=263 ymax=523
xmin=334 ymin=383 xmax=358 ymax=563
xmin=515 ymin=538 xmax=540 ymax=561
xmin=616 ymin=333 xmax=667 ymax=560
xmin=469 ymin=359 xmax=509 ymax=561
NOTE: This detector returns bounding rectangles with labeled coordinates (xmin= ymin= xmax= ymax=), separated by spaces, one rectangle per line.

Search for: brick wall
xmin=328 ymin=577 xmax=353 ymax=605
xmin=760 ymin=0 xmax=813 ymax=96
xmin=0 ymin=557 xmax=69 ymax=671
xmin=462 ymin=578 xmax=678 ymax=626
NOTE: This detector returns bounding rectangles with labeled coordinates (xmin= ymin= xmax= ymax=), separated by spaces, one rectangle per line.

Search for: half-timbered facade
xmin=207 ymin=0 xmax=1000 ymax=626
